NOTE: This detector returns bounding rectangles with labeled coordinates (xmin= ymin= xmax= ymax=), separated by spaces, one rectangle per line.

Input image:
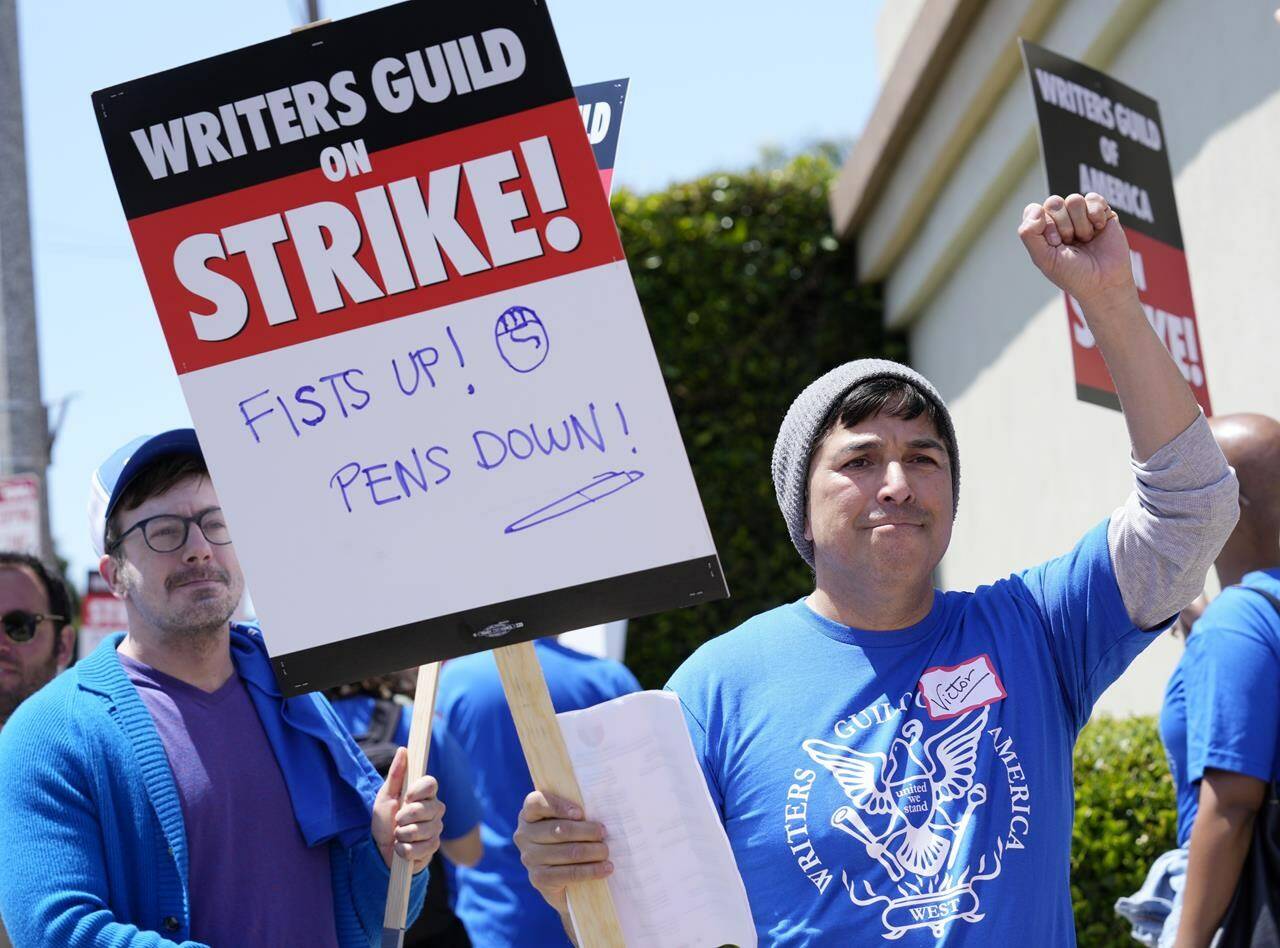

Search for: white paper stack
xmin=557 ymin=690 xmax=757 ymax=948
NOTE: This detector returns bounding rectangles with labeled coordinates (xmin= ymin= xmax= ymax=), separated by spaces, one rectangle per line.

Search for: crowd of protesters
xmin=0 ymin=192 xmax=1274 ymax=947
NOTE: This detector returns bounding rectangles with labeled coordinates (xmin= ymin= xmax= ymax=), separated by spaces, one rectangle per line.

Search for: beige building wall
xmin=874 ymin=0 xmax=930 ymax=84
xmin=842 ymin=0 xmax=1280 ymax=716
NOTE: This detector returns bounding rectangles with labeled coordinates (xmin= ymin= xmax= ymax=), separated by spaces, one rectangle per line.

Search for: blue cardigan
xmin=0 ymin=629 xmax=425 ymax=947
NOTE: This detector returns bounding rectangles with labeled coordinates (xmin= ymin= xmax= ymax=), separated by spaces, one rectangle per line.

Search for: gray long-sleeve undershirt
xmin=1107 ymin=412 xmax=1239 ymax=630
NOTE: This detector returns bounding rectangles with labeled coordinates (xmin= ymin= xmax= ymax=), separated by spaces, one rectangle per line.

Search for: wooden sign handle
xmin=383 ymin=661 xmax=442 ymax=936
xmin=494 ymin=640 xmax=625 ymax=947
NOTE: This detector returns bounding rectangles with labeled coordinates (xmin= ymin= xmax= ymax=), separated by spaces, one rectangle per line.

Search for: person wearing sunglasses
xmin=0 ymin=552 xmax=74 ymax=733
xmin=0 ymin=430 xmax=443 ymax=948
xmin=0 ymin=553 xmax=74 ymax=948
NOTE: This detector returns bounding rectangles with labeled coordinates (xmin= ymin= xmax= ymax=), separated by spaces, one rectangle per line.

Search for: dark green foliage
xmin=613 ymin=154 xmax=896 ymax=688
xmin=1073 ymin=715 xmax=1178 ymax=946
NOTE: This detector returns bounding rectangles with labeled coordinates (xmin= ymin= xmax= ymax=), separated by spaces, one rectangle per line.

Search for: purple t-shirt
xmin=121 ymin=654 xmax=339 ymax=946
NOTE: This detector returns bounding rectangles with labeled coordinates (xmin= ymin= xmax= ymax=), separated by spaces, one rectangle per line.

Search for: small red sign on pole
xmin=0 ymin=474 xmax=41 ymax=556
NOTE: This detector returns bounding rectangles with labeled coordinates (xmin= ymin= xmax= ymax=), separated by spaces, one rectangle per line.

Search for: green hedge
xmin=1073 ymin=714 xmax=1177 ymax=946
xmin=614 ymin=153 xmax=896 ymax=688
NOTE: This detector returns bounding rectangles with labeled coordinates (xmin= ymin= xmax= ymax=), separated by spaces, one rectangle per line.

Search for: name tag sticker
xmin=919 ymin=654 xmax=1007 ymax=721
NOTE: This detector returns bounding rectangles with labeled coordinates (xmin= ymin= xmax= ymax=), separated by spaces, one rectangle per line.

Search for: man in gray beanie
xmin=512 ymin=192 xmax=1238 ymax=946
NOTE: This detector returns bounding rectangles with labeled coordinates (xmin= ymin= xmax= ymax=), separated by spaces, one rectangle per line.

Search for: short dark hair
xmin=810 ymin=376 xmax=951 ymax=463
xmin=0 ymin=552 xmax=73 ymax=631
xmin=104 ymin=453 xmax=210 ymax=553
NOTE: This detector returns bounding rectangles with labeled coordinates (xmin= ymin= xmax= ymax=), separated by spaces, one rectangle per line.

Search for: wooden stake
xmin=289 ymin=18 xmax=331 ymax=33
xmin=494 ymin=640 xmax=625 ymax=947
xmin=381 ymin=661 xmax=442 ymax=947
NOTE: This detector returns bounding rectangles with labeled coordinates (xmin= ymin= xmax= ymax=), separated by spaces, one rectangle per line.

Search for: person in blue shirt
xmin=1154 ymin=412 xmax=1280 ymax=948
xmin=511 ymin=191 xmax=1239 ymax=946
xmin=0 ymin=430 xmax=442 ymax=947
xmin=437 ymin=637 xmax=640 ymax=946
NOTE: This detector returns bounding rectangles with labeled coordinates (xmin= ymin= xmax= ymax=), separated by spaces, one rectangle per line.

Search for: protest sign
xmin=93 ymin=2 xmax=727 ymax=698
xmin=574 ymin=78 xmax=629 ymax=195
xmin=0 ymin=474 xmax=41 ymax=556
xmin=1020 ymin=40 xmax=1211 ymax=414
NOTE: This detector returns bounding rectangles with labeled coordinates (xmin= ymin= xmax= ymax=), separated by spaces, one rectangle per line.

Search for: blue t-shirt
xmin=667 ymin=520 xmax=1156 ymax=946
xmin=1161 ymin=568 xmax=1280 ymax=846
xmin=437 ymin=639 xmax=641 ymax=947
xmin=1159 ymin=661 xmax=1192 ymax=845
xmin=329 ymin=695 xmax=482 ymax=842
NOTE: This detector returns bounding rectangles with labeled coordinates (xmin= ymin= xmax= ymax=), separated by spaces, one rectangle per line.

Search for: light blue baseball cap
xmin=88 ymin=429 xmax=203 ymax=556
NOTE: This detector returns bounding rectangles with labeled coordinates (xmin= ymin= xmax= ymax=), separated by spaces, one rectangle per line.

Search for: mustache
xmin=862 ymin=505 xmax=930 ymax=526
xmin=166 ymin=566 xmax=230 ymax=591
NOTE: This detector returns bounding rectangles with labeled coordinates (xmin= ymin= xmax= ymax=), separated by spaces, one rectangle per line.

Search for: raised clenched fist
xmin=1018 ymin=192 xmax=1136 ymax=307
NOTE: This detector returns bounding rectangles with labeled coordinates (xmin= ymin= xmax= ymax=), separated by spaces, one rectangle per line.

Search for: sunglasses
xmin=1 ymin=610 xmax=66 ymax=644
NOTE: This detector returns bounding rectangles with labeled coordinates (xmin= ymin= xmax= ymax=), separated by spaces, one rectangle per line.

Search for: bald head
xmin=1209 ymin=413 xmax=1280 ymax=525
xmin=1203 ymin=413 xmax=1280 ymax=586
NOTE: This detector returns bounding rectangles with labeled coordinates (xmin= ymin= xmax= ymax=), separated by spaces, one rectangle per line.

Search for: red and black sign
xmin=94 ymin=2 xmax=620 ymax=378
xmin=1020 ymin=40 xmax=1211 ymax=414
xmin=573 ymin=78 xmax=629 ymax=195
xmin=91 ymin=2 xmax=725 ymax=696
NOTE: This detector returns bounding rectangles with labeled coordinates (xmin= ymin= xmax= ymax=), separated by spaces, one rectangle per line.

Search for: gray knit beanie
xmin=771 ymin=359 xmax=960 ymax=568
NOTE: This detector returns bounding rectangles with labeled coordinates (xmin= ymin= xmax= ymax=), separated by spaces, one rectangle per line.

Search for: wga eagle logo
xmin=803 ymin=707 xmax=1003 ymax=940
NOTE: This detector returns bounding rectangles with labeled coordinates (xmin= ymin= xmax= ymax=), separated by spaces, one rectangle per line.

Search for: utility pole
xmin=0 ymin=0 xmax=52 ymax=560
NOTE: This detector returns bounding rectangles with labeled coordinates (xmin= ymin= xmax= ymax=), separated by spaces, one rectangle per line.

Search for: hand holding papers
xmin=556 ymin=692 xmax=756 ymax=948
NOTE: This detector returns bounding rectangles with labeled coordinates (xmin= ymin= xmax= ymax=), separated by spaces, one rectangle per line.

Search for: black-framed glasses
xmin=2 ymin=610 xmax=66 ymax=644
xmin=106 ymin=508 xmax=233 ymax=554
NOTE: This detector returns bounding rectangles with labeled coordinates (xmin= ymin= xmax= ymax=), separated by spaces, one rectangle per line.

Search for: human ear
xmin=55 ymin=626 xmax=75 ymax=670
xmin=99 ymin=554 xmax=126 ymax=599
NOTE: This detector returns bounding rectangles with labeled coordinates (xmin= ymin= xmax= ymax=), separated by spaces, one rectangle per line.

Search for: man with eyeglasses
xmin=0 ymin=429 xmax=442 ymax=948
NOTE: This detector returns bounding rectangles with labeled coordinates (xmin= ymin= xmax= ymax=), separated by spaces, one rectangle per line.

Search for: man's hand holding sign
xmin=372 ymin=747 xmax=445 ymax=874
xmin=516 ymin=790 xmax=612 ymax=922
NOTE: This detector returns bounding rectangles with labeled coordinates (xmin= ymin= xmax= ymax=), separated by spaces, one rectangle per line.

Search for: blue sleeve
xmin=340 ymin=835 xmax=428 ymax=940
xmin=429 ymin=723 xmax=481 ymax=841
xmin=1184 ymin=598 xmax=1280 ymax=785
xmin=1014 ymin=519 xmax=1153 ymax=729
xmin=0 ymin=704 xmax=208 ymax=948
xmin=327 ymin=695 xmax=362 ymax=738
xmin=663 ymin=677 xmax=724 ymax=814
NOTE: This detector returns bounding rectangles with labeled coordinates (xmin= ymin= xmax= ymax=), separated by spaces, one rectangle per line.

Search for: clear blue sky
xmin=17 ymin=0 xmax=884 ymax=586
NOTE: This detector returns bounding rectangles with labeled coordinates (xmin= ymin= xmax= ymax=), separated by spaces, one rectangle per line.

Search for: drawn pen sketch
xmin=495 ymin=305 xmax=550 ymax=373
xmin=505 ymin=470 xmax=644 ymax=534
